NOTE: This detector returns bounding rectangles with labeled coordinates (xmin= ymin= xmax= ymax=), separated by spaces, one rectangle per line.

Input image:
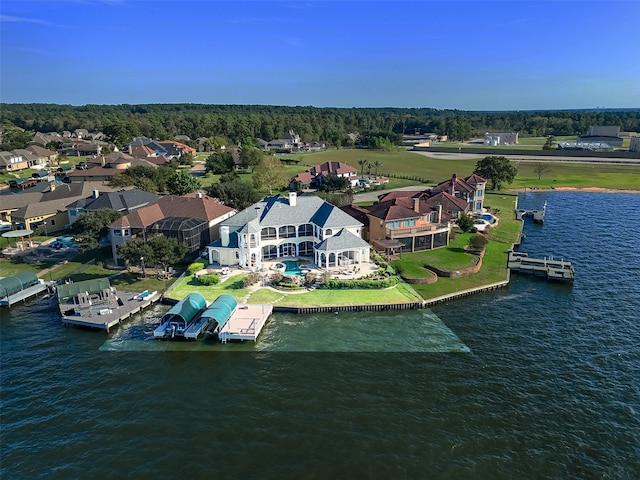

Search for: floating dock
xmin=218 ymin=303 xmax=273 ymax=343
xmin=508 ymin=251 xmax=574 ymax=282
xmin=516 ymin=201 xmax=547 ymax=224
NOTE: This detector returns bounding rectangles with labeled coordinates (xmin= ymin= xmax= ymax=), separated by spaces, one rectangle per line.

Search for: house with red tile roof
xmin=431 ymin=173 xmax=487 ymax=213
xmin=290 ymin=161 xmax=358 ymax=190
xmin=108 ymin=192 xmax=236 ymax=265
xmin=356 ymin=173 xmax=485 ymax=253
xmin=362 ymin=195 xmax=453 ymax=253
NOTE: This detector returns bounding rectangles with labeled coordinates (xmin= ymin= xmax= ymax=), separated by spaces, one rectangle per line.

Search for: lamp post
xmin=43 ymin=221 xmax=48 ymax=236
xmin=140 ymin=256 xmax=146 ymax=278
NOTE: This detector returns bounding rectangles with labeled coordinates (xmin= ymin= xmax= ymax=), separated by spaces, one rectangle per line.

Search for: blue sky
xmin=1 ymin=0 xmax=638 ymax=110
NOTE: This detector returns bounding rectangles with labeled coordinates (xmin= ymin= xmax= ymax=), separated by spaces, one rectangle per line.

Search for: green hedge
xmin=188 ymin=260 xmax=207 ymax=275
xmin=323 ymin=276 xmax=399 ymax=289
xmin=198 ymin=273 xmax=220 ymax=285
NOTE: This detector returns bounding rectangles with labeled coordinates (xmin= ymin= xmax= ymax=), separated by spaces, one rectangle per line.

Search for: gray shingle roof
xmin=314 ymin=228 xmax=370 ymax=251
xmin=66 ymin=188 xmax=160 ymax=212
xmin=221 ymin=194 xmax=361 ymax=231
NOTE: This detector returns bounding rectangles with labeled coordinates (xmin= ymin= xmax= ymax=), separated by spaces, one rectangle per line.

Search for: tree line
xmin=2 ymin=104 xmax=638 ymax=145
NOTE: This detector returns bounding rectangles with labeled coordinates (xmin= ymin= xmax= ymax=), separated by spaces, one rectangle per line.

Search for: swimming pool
xmin=283 ymin=260 xmax=304 ymax=276
xmin=57 ymin=235 xmax=77 ymax=246
xmin=478 ymin=213 xmax=497 ymax=224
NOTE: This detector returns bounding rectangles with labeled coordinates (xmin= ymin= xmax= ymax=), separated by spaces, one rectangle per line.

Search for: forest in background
xmin=1 ymin=103 xmax=639 ymax=145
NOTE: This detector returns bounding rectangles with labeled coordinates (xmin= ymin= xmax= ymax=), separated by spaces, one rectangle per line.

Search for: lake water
xmin=1 ymin=191 xmax=639 ymax=479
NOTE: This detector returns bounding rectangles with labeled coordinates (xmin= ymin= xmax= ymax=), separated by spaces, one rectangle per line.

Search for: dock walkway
xmin=218 ymin=304 xmax=273 ymax=343
xmin=508 ymin=251 xmax=574 ymax=282
xmin=516 ymin=201 xmax=547 ymax=224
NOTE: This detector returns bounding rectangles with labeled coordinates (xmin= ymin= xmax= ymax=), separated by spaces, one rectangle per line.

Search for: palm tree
xmin=357 ymin=159 xmax=369 ymax=177
xmin=373 ymin=160 xmax=382 ymax=178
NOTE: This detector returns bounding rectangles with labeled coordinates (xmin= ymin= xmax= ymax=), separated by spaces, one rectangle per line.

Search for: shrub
xmin=304 ymin=272 xmax=317 ymax=287
xmin=243 ymin=272 xmax=261 ymax=287
xmin=198 ymin=273 xmax=220 ymax=285
xmin=277 ymin=282 xmax=305 ymax=290
xmin=188 ymin=260 xmax=207 ymax=275
xmin=468 ymin=234 xmax=488 ymax=252
xmin=323 ymin=276 xmax=399 ymax=289
xmin=270 ymin=271 xmax=284 ymax=284
xmin=457 ymin=213 xmax=474 ymax=232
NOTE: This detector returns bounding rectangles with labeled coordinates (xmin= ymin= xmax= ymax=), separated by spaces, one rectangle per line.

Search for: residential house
xmin=58 ymin=140 xmax=104 ymax=156
xmin=8 ymin=182 xmax=117 ymax=232
xmin=66 ymin=187 xmax=160 ymax=225
xmin=0 ymin=151 xmax=28 ymax=172
xmin=31 ymin=132 xmax=62 ymax=146
xmin=64 ymin=152 xmax=158 ymax=183
xmin=363 ymin=195 xmax=452 ymax=253
xmin=265 ymin=130 xmax=301 ymax=152
xmin=27 ymin=145 xmax=59 ymax=165
xmin=108 ymin=193 xmax=236 ymax=265
xmin=206 ymin=192 xmax=370 ymax=270
xmin=290 ymin=161 xmax=358 ymax=190
xmin=11 ymin=149 xmax=46 ymax=169
xmin=430 ymin=173 xmax=487 ymax=213
xmin=484 ymin=132 xmax=519 ymax=146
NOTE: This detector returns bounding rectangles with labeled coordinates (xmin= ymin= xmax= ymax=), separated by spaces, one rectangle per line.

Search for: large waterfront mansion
xmin=206 ymin=192 xmax=371 ymax=270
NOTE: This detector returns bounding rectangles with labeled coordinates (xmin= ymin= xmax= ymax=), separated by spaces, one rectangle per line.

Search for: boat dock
xmin=516 ymin=201 xmax=547 ymax=224
xmin=1 ymin=281 xmax=53 ymax=307
xmin=508 ymin=251 xmax=574 ymax=282
xmin=218 ymin=303 xmax=273 ymax=343
xmin=57 ymin=278 xmax=162 ymax=332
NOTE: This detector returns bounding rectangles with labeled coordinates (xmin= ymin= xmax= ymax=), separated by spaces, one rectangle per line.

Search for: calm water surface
xmin=2 ymin=192 xmax=639 ymax=479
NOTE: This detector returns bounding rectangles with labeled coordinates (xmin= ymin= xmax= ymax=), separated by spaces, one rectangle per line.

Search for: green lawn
xmin=284 ymin=148 xmax=640 ymax=191
xmin=270 ymin=282 xmax=422 ymax=308
xmin=392 ymin=193 xmax=521 ymax=300
xmin=169 ymin=273 xmax=251 ymax=302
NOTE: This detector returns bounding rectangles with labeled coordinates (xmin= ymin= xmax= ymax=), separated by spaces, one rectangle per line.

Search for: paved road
xmin=353 ymin=185 xmax=427 ymax=203
xmin=409 ymin=150 xmax=640 ymax=165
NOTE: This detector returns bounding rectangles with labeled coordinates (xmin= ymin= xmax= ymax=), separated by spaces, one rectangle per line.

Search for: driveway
xmin=353 ymin=185 xmax=427 ymax=203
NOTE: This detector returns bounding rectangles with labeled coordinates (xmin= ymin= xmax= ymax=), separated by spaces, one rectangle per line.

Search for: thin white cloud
xmin=0 ymin=15 xmax=52 ymax=26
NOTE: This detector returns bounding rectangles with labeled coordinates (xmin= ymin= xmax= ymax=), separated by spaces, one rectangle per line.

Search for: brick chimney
xmin=450 ymin=174 xmax=457 ymax=195
xmin=413 ymin=197 xmax=420 ymax=213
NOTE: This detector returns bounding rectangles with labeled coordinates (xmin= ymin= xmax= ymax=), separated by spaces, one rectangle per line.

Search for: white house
xmin=484 ymin=132 xmax=518 ymax=146
xmin=206 ymin=192 xmax=370 ymax=270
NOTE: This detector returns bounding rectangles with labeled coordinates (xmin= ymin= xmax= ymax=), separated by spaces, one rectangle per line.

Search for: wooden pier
xmin=516 ymin=201 xmax=547 ymax=224
xmin=508 ymin=251 xmax=574 ymax=282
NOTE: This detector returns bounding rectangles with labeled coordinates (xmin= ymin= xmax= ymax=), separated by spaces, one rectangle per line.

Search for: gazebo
xmin=2 ymin=229 xmax=35 ymax=254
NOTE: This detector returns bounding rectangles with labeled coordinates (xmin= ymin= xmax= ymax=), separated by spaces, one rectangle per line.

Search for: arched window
xmin=298 ymin=241 xmax=314 ymax=256
xmin=298 ymin=224 xmax=313 ymax=237
xmin=325 ymin=229 xmax=333 ymax=236
xmin=279 ymin=243 xmax=296 ymax=257
xmin=279 ymin=225 xmax=296 ymax=238
xmin=262 ymin=245 xmax=277 ymax=259
xmin=261 ymin=227 xmax=276 ymax=240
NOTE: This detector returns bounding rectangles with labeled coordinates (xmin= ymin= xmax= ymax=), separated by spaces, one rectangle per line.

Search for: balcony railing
xmin=385 ymin=224 xmax=449 ymax=238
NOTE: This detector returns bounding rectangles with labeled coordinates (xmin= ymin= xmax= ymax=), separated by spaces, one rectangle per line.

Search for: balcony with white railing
xmin=385 ymin=223 xmax=449 ymax=238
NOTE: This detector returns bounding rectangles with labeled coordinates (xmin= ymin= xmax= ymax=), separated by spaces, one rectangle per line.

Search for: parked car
xmin=472 ymin=218 xmax=491 ymax=232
